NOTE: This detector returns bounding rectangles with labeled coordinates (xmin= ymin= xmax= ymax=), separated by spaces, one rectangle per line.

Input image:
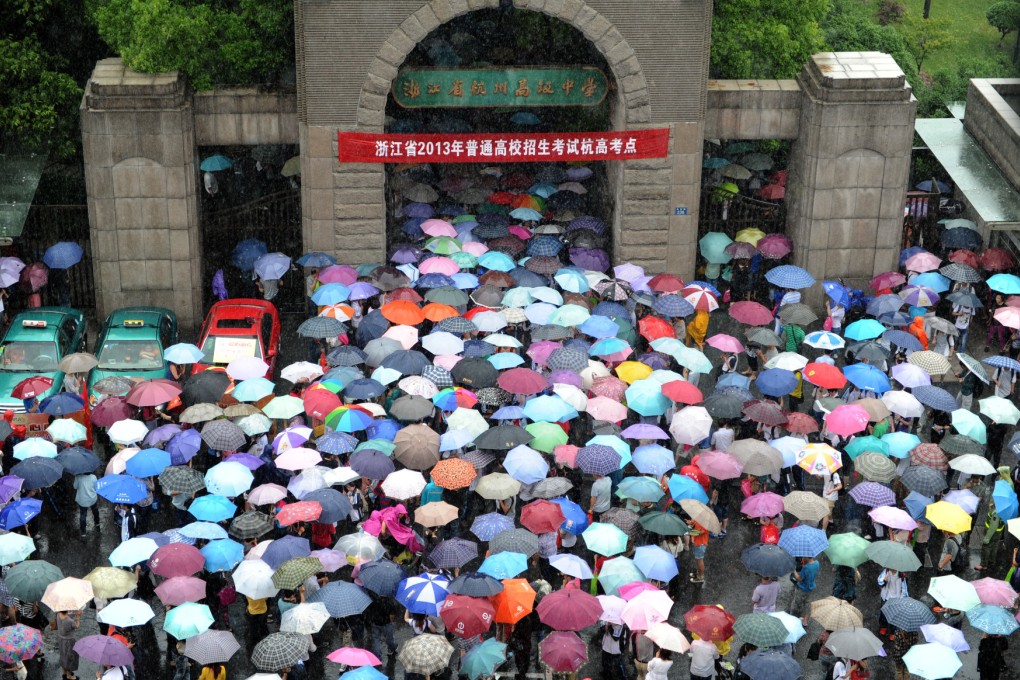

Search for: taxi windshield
xmin=1 ymin=341 xmax=60 ymax=372
xmin=200 ymin=335 xmax=262 ymax=365
xmin=97 ymin=340 xmax=163 ymax=370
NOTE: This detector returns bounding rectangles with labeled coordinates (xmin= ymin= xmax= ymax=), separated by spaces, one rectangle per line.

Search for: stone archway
xmin=354 ymin=0 xmax=652 ymax=132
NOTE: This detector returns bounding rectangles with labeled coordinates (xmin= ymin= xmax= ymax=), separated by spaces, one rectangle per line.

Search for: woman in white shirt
xmin=646 ymin=648 xmax=673 ymax=680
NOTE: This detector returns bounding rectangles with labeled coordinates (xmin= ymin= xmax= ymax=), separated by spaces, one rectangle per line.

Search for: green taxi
xmin=87 ymin=307 xmax=178 ymax=403
xmin=0 ymin=307 xmax=87 ymax=412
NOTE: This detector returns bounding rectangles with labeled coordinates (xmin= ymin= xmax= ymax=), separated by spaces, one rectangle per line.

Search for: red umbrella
xmin=303 ymin=389 xmax=341 ymax=420
xmin=497 ymin=368 xmax=547 ymax=395
xmin=769 ymin=169 xmax=788 ymax=186
xmin=948 ymin=249 xmax=981 ymax=269
xmin=909 ymin=443 xmax=949 ymax=471
xmin=728 ymin=301 xmax=773 ymax=326
xmin=385 ymin=287 xmax=423 ymax=303
xmin=982 ymin=248 xmax=1016 ymax=272
xmin=589 ymin=376 xmax=628 ymax=401
xmin=784 ymin=412 xmax=819 ymax=434
xmin=149 ymin=544 xmax=205 ymax=578
xmin=757 ymin=233 xmax=793 ymax=259
xmin=661 ymin=380 xmax=703 ymax=405
xmin=683 ymin=604 xmax=736 ymax=641
xmin=742 ymin=400 xmax=787 ymax=426
xmin=488 ymin=192 xmax=514 ymax=205
xmin=520 ymin=500 xmax=566 ymax=534
xmin=154 ymin=576 xmax=208 ymax=606
xmin=91 ymin=396 xmax=134 ymax=427
xmin=439 ymin=594 xmax=495 ymax=638
xmin=802 ymin=363 xmax=846 ymax=390
xmin=869 ymin=271 xmax=906 ymax=290
xmin=757 ymin=184 xmax=786 ymax=201
xmin=276 ymin=501 xmax=323 ymax=527
xmin=11 ymin=376 xmax=53 ymax=400
xmin=19 ymin=263 xmax=48 ymax=292
xmin=125 ymin=379 xmax=182 ymax=407
xmin=647 ymin=274 xmax=685 ymax=294
xmin=540 ymin=631 xmax=587 ymax=672
xmin=638 ymin=316 xmax=675 ymax=342
xmin=682 ymin=285 xmax=719 ymax=312
xmin=536 ymin=589 xmax=603 ymax=631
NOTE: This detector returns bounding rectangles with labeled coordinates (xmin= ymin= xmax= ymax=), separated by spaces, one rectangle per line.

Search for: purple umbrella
xmin=261 ymin=535 xmax=311 ymax=570
xmin=402 ymin=203 xmax=434 ymax=218
xmin=0 ymin=476 xmax=23 ymax=504
xmin=167 ymin=429 xmax=202 ymax=466
xmin=390 ymin=244 xmax=422 ymax=264
xmin=619 ymin=423 xmax=669 ymax=440
xmin=225 ymin=453 xmax=264 ymax=471
xmin=569 ymin=248 xmax=610 ymax=272
xmin=74 ymin=635 xmax=134 ymax=666
xmin=144 ymin=424 xmax=182 ymax=447
xmin=848 ymin=481 xmax=896 ymax=508
xmin=348 ymin=282 xmax=381 ymax=301
xmin=548 ymin=370 xmax=582 ymax=388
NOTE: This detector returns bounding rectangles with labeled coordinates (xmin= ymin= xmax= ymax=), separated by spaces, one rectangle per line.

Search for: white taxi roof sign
xmin=21 ymin=320 xmax=47 ymax=328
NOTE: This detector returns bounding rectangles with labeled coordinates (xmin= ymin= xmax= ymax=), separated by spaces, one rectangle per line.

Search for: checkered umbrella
xmin=228 ymin=511 xmax=274 ymax=541
xmin=358 ymin=560 xmax=407 ymax=598
xmin=777 ymin=526 xmax=829 ymax=558
xmin=765 ymin=265 xmax=815 ymax=289
xmin=297 ymin=316 xmax=346 ymax=339
xmin=938 ymin=434 xmax=982 ymax=456
xmin=530 ymin=477 xmax=574 ymax=499
xmin=306 ymin=581 xmax=371 ymax=618
xmin=848 ymin=482 xmax=896 ymax=508
xmin=776 ymin=303 xmax=818 ymax=325
xmin=184 ymin=629 xmax=240 ymax=665
xmin=603 ymin=507 xmax=641 ymax=537
xmin=907 ymin=351 xmax=951 ymax=376
xmin=901 ymin=465 xmax=948 ymax=496
xmin=547 ymin=347 xmax=588 ymax=372
xmin=939 ymin=263 xmax=983 ymax=282
xmin=398 ymin=634 xmax=454 ymax=676
xmin=880 ymin=597 xmax=936 ymax=632
xmin=576 ymin=444 xmax=621 ymax=476
xmin=490 ymin=528 xmax=540 ymax=557
xmin=428 ymin=538 xmax=479 ymax=569
xmin=158 ymin=466 xmax=205 ymax=496
xmin=271 ymin=557 xmax=323 ymax=590
xmin=527 ymin=236 xmax=564 ymax=257
xmin=912 ymin=385 xmax=959 ymax=412
xmin=734 ymin=613 xmax=791 ymax=648
xmin=251 ymin=632 xmax=309 ymax=671
xmin=326 ymin=345 xmax=367 ymax=367
xmin=436 ymin=317 xmax=477 ymax=335
xmin=742 ymin=400 xmax=787 ymax=426
xmin=651 ymin=294 xmax=693 ymax=318
xmin=200 ymin=420 xmax=247 ymax=452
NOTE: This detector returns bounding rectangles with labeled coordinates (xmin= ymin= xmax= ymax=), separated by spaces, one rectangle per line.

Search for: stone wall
xmin=964 ymin=79 xmax=1020 ymax=192
xmin=193 ymin=89 xmax=298 ymax=147
xmin=81 ymin=58 xmax=203 ymax=329
xmin=705 ymin=80 xmax=802 ymax=140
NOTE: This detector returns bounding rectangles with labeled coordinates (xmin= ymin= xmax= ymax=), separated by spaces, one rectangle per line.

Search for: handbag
xmin=823 ymin=316 xmax=833 ymax=331
xmin=806 ymin=640 xmax=822 ymax=661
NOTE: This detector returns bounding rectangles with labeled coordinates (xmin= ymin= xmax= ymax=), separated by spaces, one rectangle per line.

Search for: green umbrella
xmin=674 ymin=346 xmax=713 ymax=374
xmin=854 ymin=453 xmax=897 ymax=483
xmin=950 ymin=409 xmax=986 ymax=444
xmin=461 ymin=638 xmax=507 ymax=680
xmin=272 ymin=557 xmax=324 ymax=590
xmin=927 ymin=575 xmax=981 ymax=612
xmin=734 ymin=613 xmax=790 ymax=648
xmin=824 ymin=533 xmax=871 ymax=568
xmin=450 ymin=252 xmax=477 ymax=269
xmin=865 ymin=540 xmax=922 ymax=572
xmin=550 ymin=304 xmax=590 ymax=328
xmin=356 ymin=438 xmax=395 ymax=455
xmin=638 ymin=511 xmax=690 ymax=536
xmin=424 ymin=236 xmax=462 ymax=255
xmin=699 ymin=232 xmax=733 ymax=265
xmin=262 ymin=396 xmax=304 ymax=419
xmin=425 ymin=286 xmax=470 ymax=306
xmin=525 ymin=422 xmax=568 ymax=453
xmin=582 ymin=522 xmax=629 ymax=557
xmin=597 ymin=556 xmax=645 ymax=596
xmin=844 ymin=436 xmax=888 ymax=460
xmin=979 ymin=396 xmax=1020 ymax=425
xmin=5 ymin=560 xmax=62 ymax=602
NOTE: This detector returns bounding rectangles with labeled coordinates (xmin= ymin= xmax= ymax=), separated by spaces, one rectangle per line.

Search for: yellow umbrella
xmin=414 ymin=501 xmax=460 ymax=528
xmin=42 ymin=577 xmax=94 ymax=611
xmin=84 ymin=567 xmax=138 ymax=599
xmin=735 ymin=228 xmax=767 ymax=245
xmin=925 ymin=500 xmax=973 ymax=534
xmin=615 ymin=361 xmax=652 ymax=384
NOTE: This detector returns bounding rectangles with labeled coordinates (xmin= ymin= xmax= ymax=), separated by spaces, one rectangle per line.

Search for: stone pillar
xmin=81 ymin=58 xmax=203 ymax=330
xmin=786 ymin=53 xmax=916 ymax=300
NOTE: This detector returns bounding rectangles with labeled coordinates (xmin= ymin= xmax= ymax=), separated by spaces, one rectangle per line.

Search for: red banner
xmin=337 ymin=129 xmax=670 ymax=164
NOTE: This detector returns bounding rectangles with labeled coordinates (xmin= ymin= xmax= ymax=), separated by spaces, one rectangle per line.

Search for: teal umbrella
xmin=699 ymin=232 xmax=733 ymax=265
xmin=0 ymin=534 xmax=34 ymax=566
xmin=164 ymin=602 xmax=214 ymax=640
xmin=5 ymin=560 xmax=62 ymax=602
xmin=616 ymin=477 xmax=665 ymax=504
xmin=624 ymin=380 xmax=671 ymax=416
xmin=598 ymin=557 xmax=645 ymax=596
xmin=461 ymin=638 xmax=507 ymax=680
xmin=950 ymin=409 xmax=986 ymax=444
xmin=582 ymin=522 xmax=629 ymax=557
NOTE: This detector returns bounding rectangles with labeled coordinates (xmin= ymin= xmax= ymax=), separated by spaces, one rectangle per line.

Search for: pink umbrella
xmin=248 ymin=483 xmax=288 ymax=505
xmin=870 ymin=271 xmax=907 ymax=290
xmin=536 ymin=589 xmax=603 ymax=631
xmin=695 ymin=451 xmax=744 ymax=480
xmin=728 ymin=301 xmax=774 ymax=326
xmin=421 ymin=219 xmax=457 ymax=238
xmin=155 ymin=576 xmax=208 ymax=606
xmin=757 ymin=233 xmax=792 ymax=258
xmin=554 ymin=445 xmax=579 ymax=468
xmin=526 ymin=340 xmax=562 ymax=366
xmin=150 ymin=544 xmax=205 ymax=578
xmin=327 ymin=647 xmax=381 ymax=667
xmin=618 ymin=581 xmax=660 ymax=600
xmin=590 ymin=376 xmax=628 ymax=401
xmin=433 ymin=355 xmax=462 ymax=371
xmin=508 ymin=225 xmax=532 ymax=240
xmin=868 ymin=506 xmax=918 ymax=531
xmin=740 ymin=492 xmax=785 ymax=518
xmin=125 ymin=379 xmax=182 ymax=407
xmin=498 ymin=367 xmax=548 ymax=395
xmin=310 ymin=549 xmax=346 ymax=572
xmin=706 ymin=334 xmax=744 ymax=353
xmin=973 ymin=577 xmax=1018 ymax=607
xmin=383 ymin=325 xmax=418 ymax=350
xmin=586 ymin=396 xmax=628 ymax=422
xmin=418 ymin=257 xmax=460 ymax=276
xmin=462 ymin=242 xmax=488 ymax=256
xmin=318 ymin=265 xmax=358 ymax=285
xmin=597 ymin=595 xmax=626 ymax=624
xmin=621 ymin=590 xmax=673 ymax=630
xmin=274 ymin=447 xmax=322 ymax=472
xmin=824 ymin=404 xmax=871 ymax=437
xmin=614 ymin=263 xmax=645 ymax=284
xmin=276 ymin=501 xmax=323 ymax=526
xmin=540 ymin=631 xmax=587 ymax=672
xmin=905 ymin=252 xmax=941 ymax=273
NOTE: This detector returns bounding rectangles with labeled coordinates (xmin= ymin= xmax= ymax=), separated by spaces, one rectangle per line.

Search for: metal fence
xmin=697 ymin=189 xmax=787 ymax=241
xmin=18 ymin=205 xmax=95 ymax=313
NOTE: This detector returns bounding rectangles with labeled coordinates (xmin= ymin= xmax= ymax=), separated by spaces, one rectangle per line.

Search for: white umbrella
xmin=948 ymin=454 xmax=996 ymax=476
xmin=552 ymin=384 xmax=588 ymax=411
xmin=280 ymin=361 xmax=323 ymax=383
xmin=768 ymin=611 xmax=807 ymax=644
xmin=446 ymin=408 xmax=489 ymax=438
xmin=97 ymin=598 xmax=155 ymax=627
xmin=881 ymin=390 xmax=924 ymax=418
xmin=280 ymin=602 xmax=331 ymax=634
xmin=548 ymin=554 xmax=593 ymax=579
xmin=422 ymin=332 xmax=464 ymax=356
xmin=765 ymin=352 xmax=809 ymax=371
xmin=645 ymin=622 xmax=691 ymax=653
xmin=107 ymin=419 xmax=149 ymax=445
xmin=381 ymin=469 xmax=427 ymax=500
xmin=669 ymin=406 xmax=712 ymax=446
xmin=232 ymin=559 xmax=279 ymax=600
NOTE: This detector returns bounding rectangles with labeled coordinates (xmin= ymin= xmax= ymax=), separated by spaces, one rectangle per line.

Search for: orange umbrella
xmin=319 ymin=304 xmax=354 ymax=321
xmin=423 ymin=303 xmax=460 ymax=322
xmin=431 ymin=458 xmax=477 ymax=490
xmin=511 ymin=194 xmax=544 ymax=211
xmin=491 ymin=578 xmax=536 ymax=624
xmin=638 ymin=316 xmax=675 ymax=342
xmin=381 ymin=300 xmax=426 ymax=326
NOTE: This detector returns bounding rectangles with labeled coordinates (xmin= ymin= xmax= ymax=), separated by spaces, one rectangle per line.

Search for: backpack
xmin=948 ymin=536 xmax=967 ymax=571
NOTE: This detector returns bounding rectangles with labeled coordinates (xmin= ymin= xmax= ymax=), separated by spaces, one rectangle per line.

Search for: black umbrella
xmin=448 ymin=572 xmax=504 ymax=597
xmin=343 ymin=379 xmax=386 ymax=400
xmin=379 ymin=350 xmax=431 ymax=377
xmin=473 ymin=424 xmax=532 ymax=451
xmin=182 ymin=370 xmax=231 ymax=407
xmin=326 ymin=345 xmax=368 ymax=367
xmin=739 ymin=649 xmax=802 ymax=680
xmin=451 ymin=358 xmax=498 ymax=389
xmin=228 ymin=510 xmax=275 ymax=540
xmin=301 ymin=489 xmax=353 ymax=524
xmin=740 ymin=543 xmax=797 ymax=577
xmin=508 ymin=267 xmax=547 ymax=287
xmin=389 ymin=395 xmax=435 ymax=421
xmin=880 ymin=597 xmax=936 ymax=632
xmin=704 ymin=391 xmax=745 ymax=419
xmin=356 ymin=310 xmax=389 ymax=345
xmin=11 ymin=458 xmax=63 ymax=490
xmin=57 ymin=446 xmax=100 ymax=475
xmin=349 ymin=449 xmax=395 ymax=480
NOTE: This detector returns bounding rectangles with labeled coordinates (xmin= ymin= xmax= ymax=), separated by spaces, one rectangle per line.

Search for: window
xmin=1 ymin=341 xmax=60 ymax=371
xmin=97 ymin=340 xmax=164 ymax=370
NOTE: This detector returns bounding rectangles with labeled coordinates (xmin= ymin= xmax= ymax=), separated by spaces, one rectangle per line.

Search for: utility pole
xmin=923 ymin=0 xmax=932 ymax=19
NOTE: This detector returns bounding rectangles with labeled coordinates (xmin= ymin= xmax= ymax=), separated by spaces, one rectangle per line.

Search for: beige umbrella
xmin=854 ymin=453 xmax=897 ymax=483
xmin=280 ymin=156 xmax=301 ymax=177
xmin=854 ymin=398 xmax=891 ymax=422
xmin=475 ymin=473 xmax=521 ymax=501
xmin=393 ymin=424 xmax=441 ymax=470
xmin=907 ymin=351 xmax=951 ymax=376
xmin=58 ymin=352 xmax=98 ymax=374
xmin=783 ymin=491 xmax=831 ymax=522
xmin=84 ymin=567 xmax=137 ymax=599
xmin=810 ymin=596 xmax=864 ymax=630
xmin=722 ymin=163 xmax=752 ymax=180
xmin=42 ymin=577 xmax=94 ymax=611
xmin=645 ymin=622 xmax=691 ymax=653
xmin=224 ymin=403 xmax=261 ymax=418
xmin=414 ymin=501 xmax=460 ymax=528
xmin=180 ymin=403 xmax=225 ymax=424
xmin=729 ymin=440 xmax=783 ymax=476
xmin=678 ymin=499 xmax=721 ymax=534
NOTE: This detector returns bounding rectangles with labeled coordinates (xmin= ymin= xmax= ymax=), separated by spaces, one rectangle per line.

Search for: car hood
xmin=0 ymin=370 xmax=62 ymax=405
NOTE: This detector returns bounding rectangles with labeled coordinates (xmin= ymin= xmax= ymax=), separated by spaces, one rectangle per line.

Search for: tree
xmin=710 ymin=0 xmax=830 ymax=79
xmin=89 ymin=0 xmax=294 ymax=90
xmin=900 ymin=12 xmax=954 ymax=72
xmin=988 ymin=1 xmax=1020 ymax=45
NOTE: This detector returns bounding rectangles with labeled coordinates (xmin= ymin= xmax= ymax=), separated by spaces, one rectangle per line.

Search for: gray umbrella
xmin=530 ymin=478 xmax=573 ymax=499
xmin=301 ymin=489 xmax=353 ymax=524
xmin=704 ymin=391 xmax=746 ymax=419
xmin=745 ymin=327 xmax=782 ymax=347
xmin=185 ymin=629 xmax=240 ymax=665
xmin=349 ymin=449 xmax=395 ymax=480
xmin=470 ymin=285 xmax=503 ymax=308
xmin=741 ymin=153 xmax=774 ymax=171
xmin=428 ymin=538 xmax=479 ymax=569
xmin=848 ymin=341 xmax=891 ymax=363
xmin=326 ymin=346 xmax=368 ymax=367
xmin=473 ymin=424 xmax=532 ymax=451
xmin=451 ymin=358 xmax=499 ymax=388
xmin=547 ymin=347 xmax=588 ymax=372
xmin=389 ymin=395 xmax=435 ymax=421
xmin=228 ymin=511 xmax=275 ymax=540
xmin=956 ymin=353 xmax=990 ymax=383
xmin=900 ymin=465 xmax=948 ymax=496
xmin=532 ymin=325 xmax=572 ymax=341
xmin=251 ymin=633 xmax=311 ymax=671
xmin=380 ymin=350 xmax=431 ymax=376
xmin=776 ymin=303 xmax=817 ymax=325
xmin=358 ymin=560 xmax=407 ymax=597
xmin=307 ymin=581 xmax=372 ymax=618
xmin=938 ymin=434 xmax=983 ymax=456
xmin=364 ymin=338 xmax=403 ymax=368
xmin=425 ymin=286 xmax=470 ymax=306
xmin=880 ymin=597 xmax=936 ymax=631
xmin=490 ymin=528 xmax=540 ymax=556
xmin=448 ymin=572 xmax=504 ymax=597
xmin=200 ymin=420 xmax=247 ymax=452
xmin=297 ymin=316 xmax=346 ymax=339
xmin=436 ymin=317 xmax=478 ymax=335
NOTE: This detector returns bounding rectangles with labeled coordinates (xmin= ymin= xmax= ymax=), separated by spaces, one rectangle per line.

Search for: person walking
xmin=751 ymin=576 xmax=780 ymax=613
xmin=978 ymin=633 xmax=1008 ymax=680
xmin=789 ymin=556 xmax=819 ymax=626
xmin=73 ymin=473 xmax=99 ymax=539
xmin=646 ymin=648 xmax=673 ymax=680
xmin=890 ymin=628 xmax=917 ymax=680
xmin=56 ymin=609 xmax=81 ymax=680
xmin=688 ymin=637 xmax=719 ymax=680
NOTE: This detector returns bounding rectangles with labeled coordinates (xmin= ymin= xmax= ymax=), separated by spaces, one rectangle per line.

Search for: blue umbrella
xmin=470 ymin=513 xmax=515 ymax=541
xmin=966 ymin=604 xmax=1019 ymax=635
xmin=57 ymin=446 xmax=100 ymax=475
xmin=900 ymin=246 xmax=927 ymax=266
xmin=358 ymin=560 xmax=407 ymax=598
xmin=881 ymin=432 xmax=922 ymax=459
xmin=478 ymin=551 xmax=528 ymax=579
xmin=522 ymin=395 xmax=577 ymax=423
xmin=311 ymin=283 xmax=351 ymax=305
xmin=986 ymin=274 xmax=1020 ymax=295
xmin=163 ymin=343 xmax=205 ymax=364
xmin=125 ymin=448 xmax=171 ymax=478
xmin=867 ymin=294 xmax=905 ymax=317
xmin=0 ymin=499 xmax=42 ymax=530
xmin=765 ymin=265 xmax=815 ymax=289
xmin=903 ymin=491 xmax=934 ymax=520
xmin=39 ymin=392 xmax=84 ymax=416
xmin=188 ymin=495 xmax=237 ymax=523
xmin=489 ymin=353 xmax=524 ymax=370
xmin=913 ymin=385 xmax=961 ymax=412
xmin=580 ymin=316 xmax=621 ymax=339
xmin=261 ymin=535 xmax=311 ymax=570
xmin=296 ymin=252 xmax=336 ymax=268
xmin=844 ymin=319 xmax=885 ymax=341
xmin=633 ymin=544 xmax=680 ymax=582
xmin=340 ymin=668 xmax=388 ymax=680
xmin=232 ymin=378 xmax=275 ymax=402
xmin=993 ymin=479 xmax=1019 ymax=521
xmin=917 ymin=179 xmax=950 ymax=193
xmin=667 ymin=475 xmax=709 ymax=503
xmin=396 ymin=573 xmax=450 ymax=616
xmin=365 ymin=419 xmax=400 ymax=442
xmin=909 ymin=272 xmax=951 ymax=293
xmin=882 ymin=330 xmax=923 ymax=351
xmin=983 ymin=355 xmax=1020 ymax=372
xmin=822 ymin=280 xmax=849 ymax=307
xmin=549 ymin=497 xmax=588 ymax=535
xmin=179 ymin=521 xmax=228 ymax=540
xmin=200 ymin=539 xmax=245 ymax=572
xmin=200 ymin=155 xmax=233 ymax=171
xmin=461 ymin=638 xmax=507 ymax=680
xmin=740 ymin=649 xmax=801 ymax=680
xmin=778 ymin=525 xmax=829 ymax=557
xmin=96 ymin=474 xmax=148 ymax=504
xmin=632 ymin=444 xmax=675 ymax=477
xmin=231 ymin=239 xmax=267 ymax=271
xmin=617 ymin=477 xmax=665 ymax=504
xmin=717 ymin=372 xmax=752 ymax=390
xmin=42 ymin=242 xmax=84 ymax=269
xmin=755 ymin=368 xmax=798 ymax=397
xmin=167 ymin=429 xmax=202 ymax=465
xmin=842 ymin=363 xmax=891 ymax=394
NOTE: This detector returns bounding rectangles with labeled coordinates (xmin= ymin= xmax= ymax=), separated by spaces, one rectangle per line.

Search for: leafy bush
xmin=710 ymin=0 xmax=829 ymax=79
xmin=876 ymin=0 xmax=905 ymax=25
xmin=987 ymin=1 xmax=1020 ymax=44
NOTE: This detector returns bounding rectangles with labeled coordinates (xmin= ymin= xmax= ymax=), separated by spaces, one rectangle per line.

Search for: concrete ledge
xmin=963 ymin=79 xmax=1020 ymax=192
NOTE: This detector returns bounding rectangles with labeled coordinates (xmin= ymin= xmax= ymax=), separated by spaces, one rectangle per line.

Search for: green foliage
xmin=710 ymin=0 xmax=831 ymax=79
xmin=899 ymin=12 xmax=954 ymax=72
xmin=876 ymin=1 xmax=906 ymax=25
xmin=90 ymin=0 xmax=294 ymax=90
xmin=987 ymin=1 xmax=1020 ymax=43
